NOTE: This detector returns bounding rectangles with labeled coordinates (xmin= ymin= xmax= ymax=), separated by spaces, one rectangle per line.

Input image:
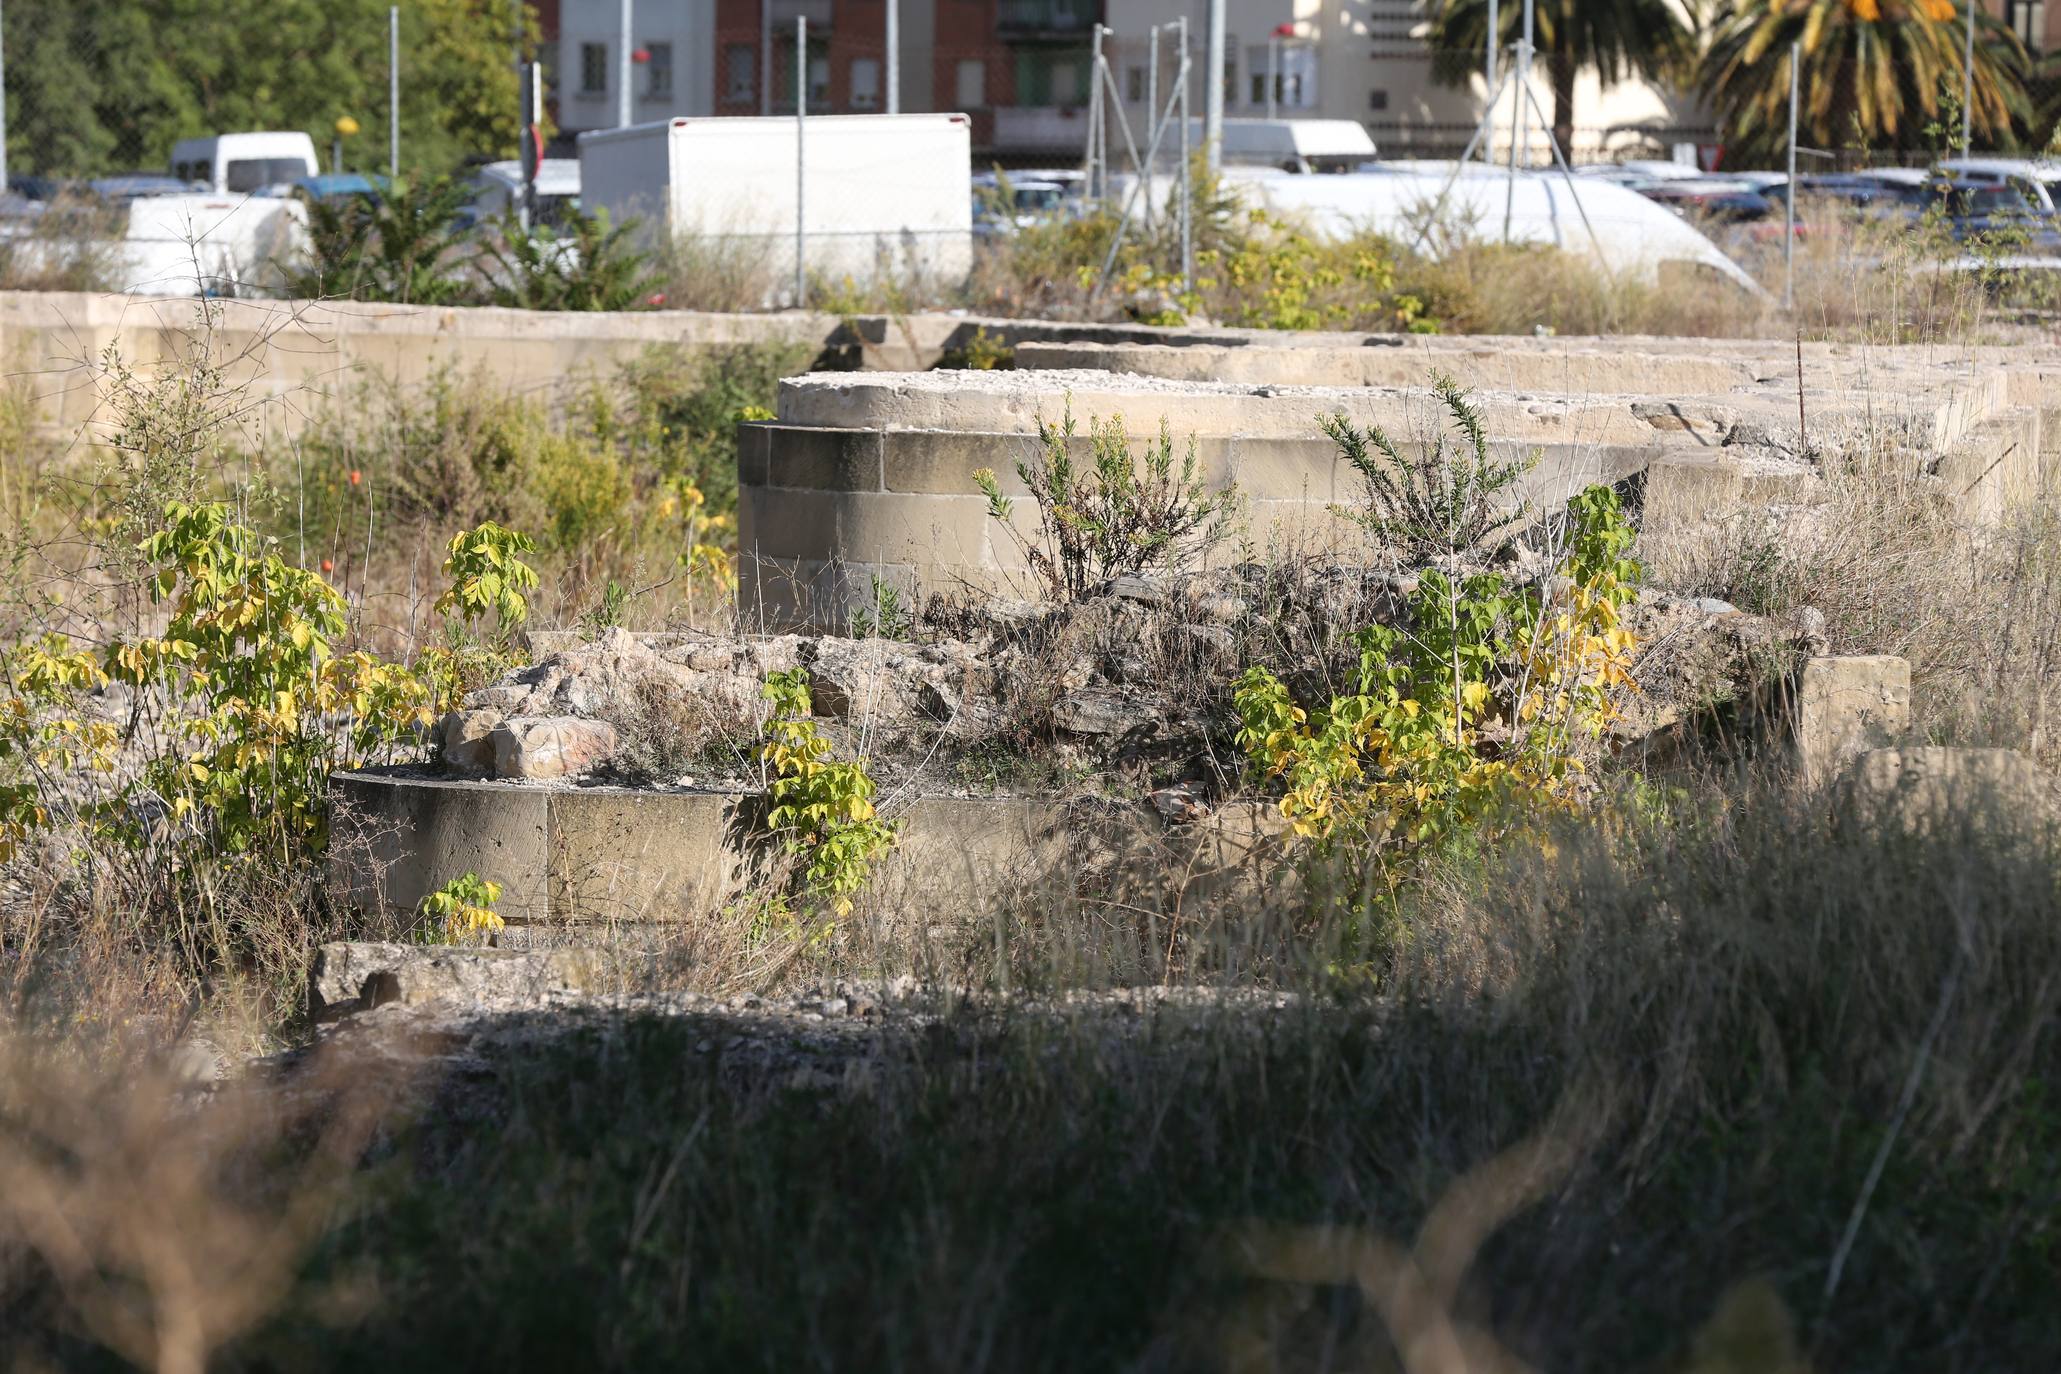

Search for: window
xmin=955 ymin=59 xmax=987 ymax=107
xmin=1126 ymin=65 xmax=1145 ymax=102
xmin=1051 ymin=61 xmax=1079 ymax=104
xmin=645 ymin=41 xmax=673 ymax=98
xmin=809 ymin=55 xmax=831 ymax=106
xmin=580 ymin=42 xmax=608 ymax=94
xmin=1367 ymin=89 xmax=1388 ymax=112
xmin=851 ymin=58 xmax=881 ymax=110
xmin=225 ymin=157 xmax=310 ymax=193
xmin=725 ymin=45 xmax=756 ymax=104
xmin=2007 ymin=0 xmax=2045 ymax=47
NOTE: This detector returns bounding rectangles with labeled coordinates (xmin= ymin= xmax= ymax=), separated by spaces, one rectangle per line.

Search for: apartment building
xmin=541 ymin=0 xmax=1103 ymax=161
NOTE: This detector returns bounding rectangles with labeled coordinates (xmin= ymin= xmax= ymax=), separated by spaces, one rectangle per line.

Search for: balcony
xmin=996 ymin=0 xmax=1098 ymax=36
xmin=991 ymin=105 xmax=1092 ymax=154
xmin=768 ymin=0 xmax=833 ymax=31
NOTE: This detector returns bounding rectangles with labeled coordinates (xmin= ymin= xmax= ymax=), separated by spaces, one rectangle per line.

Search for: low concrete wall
xmin=0 ymin=291 xmax=1292 ymax=437
xmin=735 ymin=419 xmax=1659 ymax=625
xmin=329 ymin=770 xmax=1289 ymax=941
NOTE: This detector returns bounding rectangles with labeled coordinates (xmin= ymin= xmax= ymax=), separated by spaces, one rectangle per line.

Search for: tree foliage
xmin=1 ymin=0 xmax=536 ymax=178
xmin=1703 ymin=0 xmax=2033 ymax=162
xmin=1423 ymin=0 xmax=1693 ymax=160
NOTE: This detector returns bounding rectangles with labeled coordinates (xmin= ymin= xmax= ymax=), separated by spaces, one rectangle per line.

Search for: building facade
xmin=543 ymin=0 xmax=1102 ymax=162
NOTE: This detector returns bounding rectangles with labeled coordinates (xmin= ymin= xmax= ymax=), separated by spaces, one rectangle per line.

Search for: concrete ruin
xmin=739 ymin=335 xmax=2061 ymax=629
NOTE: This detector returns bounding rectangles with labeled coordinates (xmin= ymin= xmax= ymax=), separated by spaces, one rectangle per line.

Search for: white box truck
xmin=577 ymin=114 xmax=973 ymax=300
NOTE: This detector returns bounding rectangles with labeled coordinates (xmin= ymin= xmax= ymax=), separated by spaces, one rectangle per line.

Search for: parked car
xmin=88 ymin=173 xmax=200 ymax=204
xmin=169 ymin=132 xmax=320 ymax=195
xmin=973 ymin=171 xmax=1077 ymax=238
xmin=1635 ymin=180 xmax=1779 ymax=223
xmin=1937 ymin=157 xmax=2061 ymax=214
xmin=460 ymin=159 xmax=580 ymax=231
xmin=6 ymin=175 xmax=76 ymax=204
xmin=279 ymin=173 xmax=385 ymax=206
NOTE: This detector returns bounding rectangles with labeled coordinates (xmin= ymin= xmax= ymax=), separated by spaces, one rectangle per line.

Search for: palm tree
xmin=1702 ymin=0 xmax=2032 ymax=164
xmin=1424 ymin=0 xmax=1695 ymax=160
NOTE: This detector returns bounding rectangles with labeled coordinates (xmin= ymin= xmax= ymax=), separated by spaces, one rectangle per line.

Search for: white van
xmin=169 ymin=132 xmax=320 ymax=195
xmin=1184 ymin=118 xmax=1378 ymax=173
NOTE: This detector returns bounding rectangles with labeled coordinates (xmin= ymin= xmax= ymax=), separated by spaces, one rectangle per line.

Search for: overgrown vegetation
xmin=975 ymin=406 xmax=1239 ymax=601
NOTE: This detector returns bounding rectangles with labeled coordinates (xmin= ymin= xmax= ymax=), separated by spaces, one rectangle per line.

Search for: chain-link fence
xmin=2 ymin=4 xmax=2058 ymax=309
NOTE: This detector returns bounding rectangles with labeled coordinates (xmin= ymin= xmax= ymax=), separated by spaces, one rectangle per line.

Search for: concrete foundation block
xmin=1793 ymin=656 xmax=1911 ymax=785
xmin=1846 ymin=747 xmax=2051 ymax=832
xmin=766 ymin=425 xmax=885 ymax=492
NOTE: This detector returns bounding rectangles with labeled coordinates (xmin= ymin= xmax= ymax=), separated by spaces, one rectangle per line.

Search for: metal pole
xmin=886 ymin=0 xmax=900 ymax=113
xmin=1515 ymin=0 xmax=1532 ymax=169
xmin=1088 ymin=24 xmax=1106 ymax=201
xmin=1178 ymin=17 xmax=1193 ymax=297
xmin=0 ymin=0 xmax=9 ymax=190
xmin=1204 ymin=0 xmax=1225 ymax=171
xmin=1502 ymin=38 xmax=1528 ymax=239
xmin=618 ymin=0 xmax=633 ymax=127
xmin=796 ymin=14 xmax=807 ymax=308
xmin=1267 ymin=36 xmax=1277 ymax=122
xmin=761 ymin=0 xmax=771 ymax=116
xmin=1146 ymin=24 xmax=1160 ymax=231
xmin=1786 ymin=40 xmax=1798 ymax=311
xmin=1484 ymin=0 xmax=1497 ymax=164
xmin=1962 ymin=0 xmax=1976 ymax=153
xmin=389 ymin=7 xmax=400 ymax=177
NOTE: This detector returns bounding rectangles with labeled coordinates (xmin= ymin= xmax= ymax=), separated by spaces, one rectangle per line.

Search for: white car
xmin=1937 ymin=157 xmax=2061 ymax=214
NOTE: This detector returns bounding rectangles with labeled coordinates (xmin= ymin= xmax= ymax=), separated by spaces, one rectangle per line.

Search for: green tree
xmin=1424 ymin=0 xmax=1693 ymax=160
xmin=2 ymin=0 xmax=536 ymax=179
xmin=1702 ymin=0 xmax=2032 ymax=163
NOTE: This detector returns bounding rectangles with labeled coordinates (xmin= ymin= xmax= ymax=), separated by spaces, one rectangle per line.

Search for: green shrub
xmin=974 ymin=406 xmax=1238 ymax=602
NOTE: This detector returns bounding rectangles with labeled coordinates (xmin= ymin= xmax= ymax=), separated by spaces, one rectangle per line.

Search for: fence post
xmin=0 ymin=0 xmax=9 ymax=190
xmin=761 ymin=0 xmax=771 ymax=116
xmin=1786 ymin=39 xmax=1798 ymax=313
xmin=1178 ymin=16 xmax=1193 ymax=298
xmin=389 ymin=6 xmax=400 ymax=178
xmin=1484 ymin=0 xmax=1497 ymax=164
xmin=1204 ymin=0 xmax=1224 ymax=172
xmin=1962 ymin=0 xmax=1976 ymax=153
xmin=795 ymin=14 xmax=807 ymax=310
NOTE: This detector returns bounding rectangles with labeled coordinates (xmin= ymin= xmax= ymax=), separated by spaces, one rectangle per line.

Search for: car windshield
xmin=1012 ymin=186 xmax=1064 ymax=211
xmin=225 ymin=157 xmax=311 ymax=193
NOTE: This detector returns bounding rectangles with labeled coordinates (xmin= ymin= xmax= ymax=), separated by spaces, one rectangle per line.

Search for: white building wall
xmin=1100 ymin=0 xmax=1710 ymax=163
xmin=556 ymin=0 xmax=718 ymax=135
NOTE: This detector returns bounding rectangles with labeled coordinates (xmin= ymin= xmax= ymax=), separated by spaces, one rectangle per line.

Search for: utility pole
xmin=618 ymin=0 xmax=634 ymax=128
xmin=389 ymin=7 xmax=401 ymax=178
xmin=1204 ymin=0 xmax=1224 ymax=171
xmin=886 ymin=0 xmax=900 ymax=113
